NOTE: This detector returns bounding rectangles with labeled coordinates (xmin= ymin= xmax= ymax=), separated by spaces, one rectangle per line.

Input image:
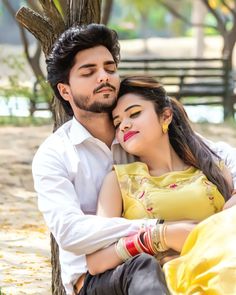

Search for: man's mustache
xmin=93 ymin=83 xmax=116 ymax=94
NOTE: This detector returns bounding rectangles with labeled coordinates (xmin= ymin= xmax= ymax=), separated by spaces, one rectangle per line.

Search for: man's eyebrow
xmin=78 ymin=63 xmax=96 ymax=70
xmin=113 ymin=104 xmax=141 ymax=120
xmin=104 ymin=60 xmax=116 ymax=65
xmin=78 ymin=60 xmax=116 ymax=70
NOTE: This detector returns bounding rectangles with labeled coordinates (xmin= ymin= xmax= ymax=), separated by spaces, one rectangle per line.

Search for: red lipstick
xmin=124 ymin=131 xmax=139 ymax=142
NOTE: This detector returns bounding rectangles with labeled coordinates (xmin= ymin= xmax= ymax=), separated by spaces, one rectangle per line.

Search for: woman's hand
xmin=164 ymin=222 xmax=196 ymax=252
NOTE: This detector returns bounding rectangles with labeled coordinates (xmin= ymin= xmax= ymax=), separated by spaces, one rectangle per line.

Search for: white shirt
xmin=32 ymin=118 xmax=154 ymax=294
xmin=32 ymin=117 xmax=236 ymax=294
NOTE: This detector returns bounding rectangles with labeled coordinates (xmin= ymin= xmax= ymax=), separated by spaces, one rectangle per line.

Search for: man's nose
xmin=97 ymin=69 xmax=109 ymax=83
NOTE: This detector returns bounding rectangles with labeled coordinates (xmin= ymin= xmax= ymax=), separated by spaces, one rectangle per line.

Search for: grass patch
xmin=0 ymin=116 xmax=53 ymax=126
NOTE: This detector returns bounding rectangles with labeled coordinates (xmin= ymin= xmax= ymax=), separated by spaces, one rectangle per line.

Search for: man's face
xmin=58 ymin=45 xmax=120 ymax=114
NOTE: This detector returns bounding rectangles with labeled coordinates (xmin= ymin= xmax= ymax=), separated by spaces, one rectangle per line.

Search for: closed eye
xmin=113 ymin=121 xmax=120 ymax=129
xmin=80 ymin=71 xmax=94 ymax=77
xmin=130 ymin=111 xmax=141 ymax=118
xmin=105 ymin=64 xmax=117 ymax=74
xmin=106 ymin=69 xmax=116 ymax=74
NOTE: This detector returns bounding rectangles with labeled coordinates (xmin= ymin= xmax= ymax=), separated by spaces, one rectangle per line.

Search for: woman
xmin=86 ymin=75 xmax=235 ymax=292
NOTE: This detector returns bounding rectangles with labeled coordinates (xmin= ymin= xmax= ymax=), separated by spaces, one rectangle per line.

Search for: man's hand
xmin=160 ymin=254 xmax=179 ymax=266
xmin=223 ymin=192 xmax=236 ymax=210
xmin=164 ymin=222 xmax=196 ymax=253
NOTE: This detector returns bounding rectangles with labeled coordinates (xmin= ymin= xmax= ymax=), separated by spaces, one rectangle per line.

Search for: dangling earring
xmin=162 ymin=123 xmax=169 ymax=134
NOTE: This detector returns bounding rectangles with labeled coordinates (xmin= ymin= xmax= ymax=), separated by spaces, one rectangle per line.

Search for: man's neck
xmin=75 ymin=112 xmax=115 ymax=148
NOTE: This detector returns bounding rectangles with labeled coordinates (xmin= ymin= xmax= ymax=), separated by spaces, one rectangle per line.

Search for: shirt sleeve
xmin=32 ymin=142 xmax=156 ymax=256
xmin=204 ymin=138 xmax=236 ymax=189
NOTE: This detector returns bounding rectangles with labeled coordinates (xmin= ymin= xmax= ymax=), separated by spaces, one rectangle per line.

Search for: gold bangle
xmin=160 ymin=224 xmax=169 ymax=252
xmin=152 ymin=224 xmax=167 ymax=253
xmin=115 ymin=238 xmax=131 ymax=262
xmin=161 ymin=224 xmax=169 ymax=251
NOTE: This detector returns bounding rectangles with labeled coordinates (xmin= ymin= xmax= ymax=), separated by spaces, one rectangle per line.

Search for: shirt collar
xmin=111 ymin=137 xmax=119 ymax=146
xmin=69 ymin=117 xmax=93 ymax=145
xmin=69 ymin=116 xmax=121 ymax=147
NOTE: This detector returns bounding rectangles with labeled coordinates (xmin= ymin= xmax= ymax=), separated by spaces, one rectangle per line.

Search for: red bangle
xmin=142 ymin=229 xmax=155 ymax=255
xmin=124 ymin=235 xmax=141 ymax=256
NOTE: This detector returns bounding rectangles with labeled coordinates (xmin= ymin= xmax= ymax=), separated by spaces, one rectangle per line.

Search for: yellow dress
xmin=163 ymin=207 xmax=236 ymax=295
xmin=114 ymin=162 xmax=235 ymax=294
xmin=114 ymin=162 xmax=225 ymax=221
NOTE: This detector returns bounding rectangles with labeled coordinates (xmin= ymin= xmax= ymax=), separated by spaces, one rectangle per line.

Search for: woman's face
xmin=112 ymin=93 xmax=168 ymax=156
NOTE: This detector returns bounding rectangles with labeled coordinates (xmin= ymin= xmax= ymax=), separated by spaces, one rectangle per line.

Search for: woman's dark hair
xmin=118 ymin=75 xmax=231 ymax=201
xmin=46 ymin=24 xmax=120 ymax=116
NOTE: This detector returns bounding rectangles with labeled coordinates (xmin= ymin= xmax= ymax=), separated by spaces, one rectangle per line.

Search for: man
xmin=32 ymin=24 xmax=236 ymax=295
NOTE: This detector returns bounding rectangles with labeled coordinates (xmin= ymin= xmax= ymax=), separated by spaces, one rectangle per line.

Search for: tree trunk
xmin=191 ymin=0 xmax=207 ymax=57
xmin=16 ymin=1 xmax=102 ymax=293
xmin=101 ymin=0 xmax=113 ymax=25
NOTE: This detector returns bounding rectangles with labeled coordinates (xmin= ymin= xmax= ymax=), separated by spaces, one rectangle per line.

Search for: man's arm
xmin=87 ymin=171 xmax=196 ymax=275
xmin=206 ymin=139 xmax=236 ymax=209
xmin=32 ymin=142 xmax=154 ymax=256
xmin=204 ymin=139 xmax=236 ymax=188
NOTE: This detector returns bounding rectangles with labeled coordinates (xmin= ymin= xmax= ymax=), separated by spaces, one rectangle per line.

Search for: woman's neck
xmin=139 ymin=142 xmax=187 ymax=177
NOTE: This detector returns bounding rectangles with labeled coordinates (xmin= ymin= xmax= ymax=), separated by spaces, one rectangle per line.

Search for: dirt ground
xmin=0 ymin=123 xmax=235 ymax=294
xmin=0 ymin=125 xmax=53 ymax=295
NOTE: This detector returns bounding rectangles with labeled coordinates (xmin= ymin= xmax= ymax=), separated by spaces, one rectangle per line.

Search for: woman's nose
xmin=121 ymin=120 xmax=132 ymax=132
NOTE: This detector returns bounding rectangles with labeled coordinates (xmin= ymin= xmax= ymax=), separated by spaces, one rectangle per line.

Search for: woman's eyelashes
xmin=113 ymin=111 xmax=142 ymax=130
xmin=114 ymin=122 xmax=120 ymax=129
xmin=130 ymin=110 xmax=141 ymax=118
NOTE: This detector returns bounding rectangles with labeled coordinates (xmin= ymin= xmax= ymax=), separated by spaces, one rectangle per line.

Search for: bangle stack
xmin=159 ymin=224 xmax=169 ymax=251
xmin=115 ymin=223 xmax=169 ymax=262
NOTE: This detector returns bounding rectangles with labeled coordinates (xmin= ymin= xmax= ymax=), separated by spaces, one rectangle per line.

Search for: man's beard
xmin=72 ymin=94 xmax=117 ymax=113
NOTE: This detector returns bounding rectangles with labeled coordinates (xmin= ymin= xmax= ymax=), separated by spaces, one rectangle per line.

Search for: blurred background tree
xmin=2 ymin=2 xmax=101 ymax=294
xmin=106 ymin=0 xmax=236 ymax=69
xmin=1 ymin=0 xmax=52 ymax=116
xmin=0 ymin=0 xmax=235 ymax=293
xmin=0 ymin=0 xmax=235 ymax=122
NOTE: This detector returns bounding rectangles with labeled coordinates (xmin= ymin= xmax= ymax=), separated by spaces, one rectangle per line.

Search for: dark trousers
xmin=78 ymin=253 xmax=170 ymax=295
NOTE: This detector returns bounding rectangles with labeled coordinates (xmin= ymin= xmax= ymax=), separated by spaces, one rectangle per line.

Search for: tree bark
xmin=16 ymin=1 xmax=102 ymax=293
xmin=101 ymin=0 xmax=113 ymax=25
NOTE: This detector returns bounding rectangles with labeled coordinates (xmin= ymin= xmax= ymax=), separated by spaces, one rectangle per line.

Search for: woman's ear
xmin=57 ymin=83 xmax=71 ymax=101
xmin=162 ymin=108 xmax=173 ymax=125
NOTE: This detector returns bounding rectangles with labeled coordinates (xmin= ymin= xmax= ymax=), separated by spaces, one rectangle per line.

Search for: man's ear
xmin=57 ymin=83 xmax=71 ymax=101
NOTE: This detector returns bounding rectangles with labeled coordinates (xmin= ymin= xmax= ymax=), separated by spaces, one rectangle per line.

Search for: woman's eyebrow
xmin=124 ymin=104 xmax=141 ymax=112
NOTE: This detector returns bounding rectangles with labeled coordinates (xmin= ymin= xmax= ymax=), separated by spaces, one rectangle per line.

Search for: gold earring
xmin=162 ymin=123 xmax=169 ymax=134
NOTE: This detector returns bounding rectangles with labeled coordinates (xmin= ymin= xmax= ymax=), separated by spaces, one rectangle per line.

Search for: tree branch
xmin=16 ymin=7 xmax=56 ymax=55
xmin=158 ymin=0 xmax=218 ymax=30
xmin=26 ymin=0 xmax=43 ymax=13
xmin=201 ymin=0 xmax=226 ymax=34
xmin=39 ymin=0 xmax=65 ymax=31
xmin=67 ymin=0 xmax=101 ymax=27
xmin=2 ymin=0 xmax=43 ymax=77
xmin=2 ymin=0 xmax=15 ymax=17
xmin=101 ymin=0 xmax=113 ymax=25
xmin=221 ymin=0 xmax=236 ymax=17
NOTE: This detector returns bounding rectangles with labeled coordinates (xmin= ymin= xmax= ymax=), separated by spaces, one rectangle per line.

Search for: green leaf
xmin=52 ymin=0 xmax=64 ymax=18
